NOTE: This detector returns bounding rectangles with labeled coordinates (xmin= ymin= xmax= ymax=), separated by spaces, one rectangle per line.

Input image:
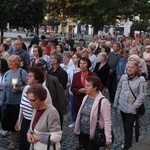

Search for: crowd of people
xmin=0 ymin=32 xmax=149 ymax=150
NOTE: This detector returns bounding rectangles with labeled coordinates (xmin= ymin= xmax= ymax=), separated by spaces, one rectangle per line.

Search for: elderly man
xmin=11 ymin=40 xmax=30 ymax=67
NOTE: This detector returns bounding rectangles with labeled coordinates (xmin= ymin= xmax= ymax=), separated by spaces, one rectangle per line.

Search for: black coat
xmin=94 ymin=62 xmax=110 ymax=87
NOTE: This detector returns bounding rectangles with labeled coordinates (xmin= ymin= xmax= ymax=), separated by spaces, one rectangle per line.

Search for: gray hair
xmin=62 ymin=51 xmax=72 ymax=58
xmin=5 ymin=38 xmax=12 ymax=42
xmin=128 ymin=54 xmax=141 ymax=64
xmin=98 ymin=52 xmax=108 ymax=60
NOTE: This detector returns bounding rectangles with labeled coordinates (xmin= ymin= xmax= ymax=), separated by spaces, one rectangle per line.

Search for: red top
xmin=32 ymin=109 xmax=46 ymax=130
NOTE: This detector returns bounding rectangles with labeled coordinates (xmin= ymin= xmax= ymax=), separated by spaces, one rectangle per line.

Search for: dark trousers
xmin=120 ymin=111 xmax=137 ymax=150
xmin=79 ymin=133 xmax=99 ymax=150
xmin=107 ymin=72 xmax=117 ymax=103
xmin=19 ymin=117 xmax=31 ymax=150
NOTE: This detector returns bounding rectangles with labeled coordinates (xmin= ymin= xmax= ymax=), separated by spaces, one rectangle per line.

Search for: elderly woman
xmin=27 ymin=84 xmax=62 ymax=150
xmin=15 ymin=67 xmax=52 ymax=150
xmin=74 ymin=76 xmax=112 ymax=150
xmin=93 ymin=52 xmax=110 ymax=88
xmin=113 ymin=61 xmax=145 ymax=149
xmin=1 ymin=55 xmax=27 ymax=150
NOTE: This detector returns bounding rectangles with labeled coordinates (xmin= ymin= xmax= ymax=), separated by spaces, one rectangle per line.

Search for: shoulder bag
xmin=93 ymin=97 xmax=114 ymax=147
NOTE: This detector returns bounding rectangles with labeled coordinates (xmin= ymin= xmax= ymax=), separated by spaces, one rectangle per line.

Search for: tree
xmin=0 ymin=0 xmax=46 ymax=43
xmin=46 ymin=0 xmax=150 ymax=35
xmin=131 ymin=21 xmax=150 ymax=36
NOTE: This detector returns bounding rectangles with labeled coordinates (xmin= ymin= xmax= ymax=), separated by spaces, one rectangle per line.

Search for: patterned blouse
xmin=80 ymin=97 xmax=94 ymax=135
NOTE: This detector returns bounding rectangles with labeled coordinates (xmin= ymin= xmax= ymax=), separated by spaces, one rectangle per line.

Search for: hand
xmin=79 ymin=88 xmax=86 ymax=93
xmin=117 ymin=76 xmax=121 ymax=80
xmin=27 ymin=132 xmax=34 ymax=143
xmin=12 ymin=87 xmax=20 ymax=93
xmin=14 ymin=120 xmax=20 ymax=131
xmin=132 ymin=99 xmax=136 ymax=104
xmin=32 ymin=134 xmax=40 ymax=142
xmin=105 ymin=141 xmax=112 ymax=149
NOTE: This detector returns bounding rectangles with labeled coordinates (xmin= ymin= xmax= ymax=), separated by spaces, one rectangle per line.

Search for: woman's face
xmin=79 ymin=60 xmax=88 ymax=72
xmin=27 ymin=72 xmax=38 ymax=85
xmin=98 ymin=55 xmax=105 ymax=63
xmin=56 ymin=45 xmax=61 ymax=53
xmin=27 ymin=93 xmax=40 ymax=109
xmin=126 ymin=63 xmax=138 ymax=76
xmin=85 ymin=80 xmax=96 ymax=95
xmin=33 ymin=48 xmax=39 ymax=57
xmin=8 ymin=59 xmax=18 ymax=69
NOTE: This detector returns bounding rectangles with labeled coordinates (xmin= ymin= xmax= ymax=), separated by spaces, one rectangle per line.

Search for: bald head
xmin=14 ymin=40 xmax=23 ymax=51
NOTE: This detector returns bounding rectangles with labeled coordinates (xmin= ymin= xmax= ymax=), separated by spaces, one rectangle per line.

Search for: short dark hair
xmin=26 ymin=84 xmax=47 ymax=101
xmin=70 ymin=47 xmax=77 ymax=52
xmin=75 ymin=53 xmax=82 ymax=59
xmin=86 ymin=76 xmax=101 ymax=91
xmin=2 ymin=43 xmax=9 ymax=51
xmin=78 ymin=57 xmax=91 ymax=69
xmin=28 ymin=66 xmax=45 ymax=83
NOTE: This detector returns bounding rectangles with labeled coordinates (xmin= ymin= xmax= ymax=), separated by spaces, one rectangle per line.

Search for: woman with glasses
xmin=27 ymin=84 xmax=62 ymax=150
xmin=15 ymin=67 xmax=52 ymax=150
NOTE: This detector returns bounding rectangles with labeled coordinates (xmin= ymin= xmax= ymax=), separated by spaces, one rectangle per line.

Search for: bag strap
xmin=20 ymin=69 xmax=26 ymax=86
xmin=97 ymin=97 xmax=105 ymax=121
xmin=47 ymin=135 xmax=51 ymax=150
xmin=127 ymin=79 xmax=136 ymax=99
xmin=47 ymin=135 xmax=56 ymax=150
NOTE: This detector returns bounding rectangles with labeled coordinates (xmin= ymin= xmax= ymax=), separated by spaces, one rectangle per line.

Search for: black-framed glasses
xmin=29 ymin=98 xmax=39 ymax=103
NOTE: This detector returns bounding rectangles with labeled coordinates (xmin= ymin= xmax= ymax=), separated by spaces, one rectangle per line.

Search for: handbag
xmin=127 ymin=79 xmax=145 ymax=116
xmin=93 ymin=97 xmax=114 ymax=147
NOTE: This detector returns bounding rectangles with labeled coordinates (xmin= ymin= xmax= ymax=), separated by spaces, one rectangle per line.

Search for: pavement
xmin=0 ymin=92 xmax=149 ymax=150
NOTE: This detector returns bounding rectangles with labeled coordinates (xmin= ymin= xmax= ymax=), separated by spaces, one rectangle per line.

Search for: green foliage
xmin=131 ymin=21 xmax=150 ymax=32
xmin=46 ymin=0 xmax=150 ymax=34
xmin=0 ymin=0 xmax=46 ymax=29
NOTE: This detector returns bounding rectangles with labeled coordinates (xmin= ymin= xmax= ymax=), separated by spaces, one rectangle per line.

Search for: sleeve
xmin=25 ymin=53 xmax=30 ymax=65
xmin=101 ymin=99 xmax=112 ymax=142
xmin=19 ymin=69 xmax=28 ymax=91
xmin=40 ymin=108 xmax=62 ymax=144
xmin=59 ymin=71 xmax=68 ymax=90
xmin=71 ymin=74 xmax=81 ymax=95
xmin=113 ymin=77 xmax=123 ymax=108
xmin=133 ymin=77 xmax=145 ymax=109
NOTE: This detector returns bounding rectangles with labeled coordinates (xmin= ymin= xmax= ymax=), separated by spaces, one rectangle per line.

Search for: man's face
xmin=50 ymin=56 xmax=57 ymax=65
xmin=113 ymin=44 xmax=119 ymax=52
xmin=14 ymin=40 xmax=22 ymax=51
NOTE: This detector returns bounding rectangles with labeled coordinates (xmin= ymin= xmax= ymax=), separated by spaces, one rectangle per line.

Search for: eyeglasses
xmin=29 ymin=98 xmax=39 ymax=103
xmin=27 ymin=74 xmax=34 ymax=78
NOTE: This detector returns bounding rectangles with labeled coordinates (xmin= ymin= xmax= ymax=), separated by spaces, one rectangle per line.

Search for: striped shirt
xmin=20 ymin=92 xmax=33 ymax=120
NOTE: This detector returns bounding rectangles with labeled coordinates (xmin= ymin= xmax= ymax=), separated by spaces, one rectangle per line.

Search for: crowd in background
xmin=0 ymin=32 xmax=149 ymax=150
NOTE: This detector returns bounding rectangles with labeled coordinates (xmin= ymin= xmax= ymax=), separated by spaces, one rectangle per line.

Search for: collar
xmin=127 ymin=74 xmax=136 ymax=80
